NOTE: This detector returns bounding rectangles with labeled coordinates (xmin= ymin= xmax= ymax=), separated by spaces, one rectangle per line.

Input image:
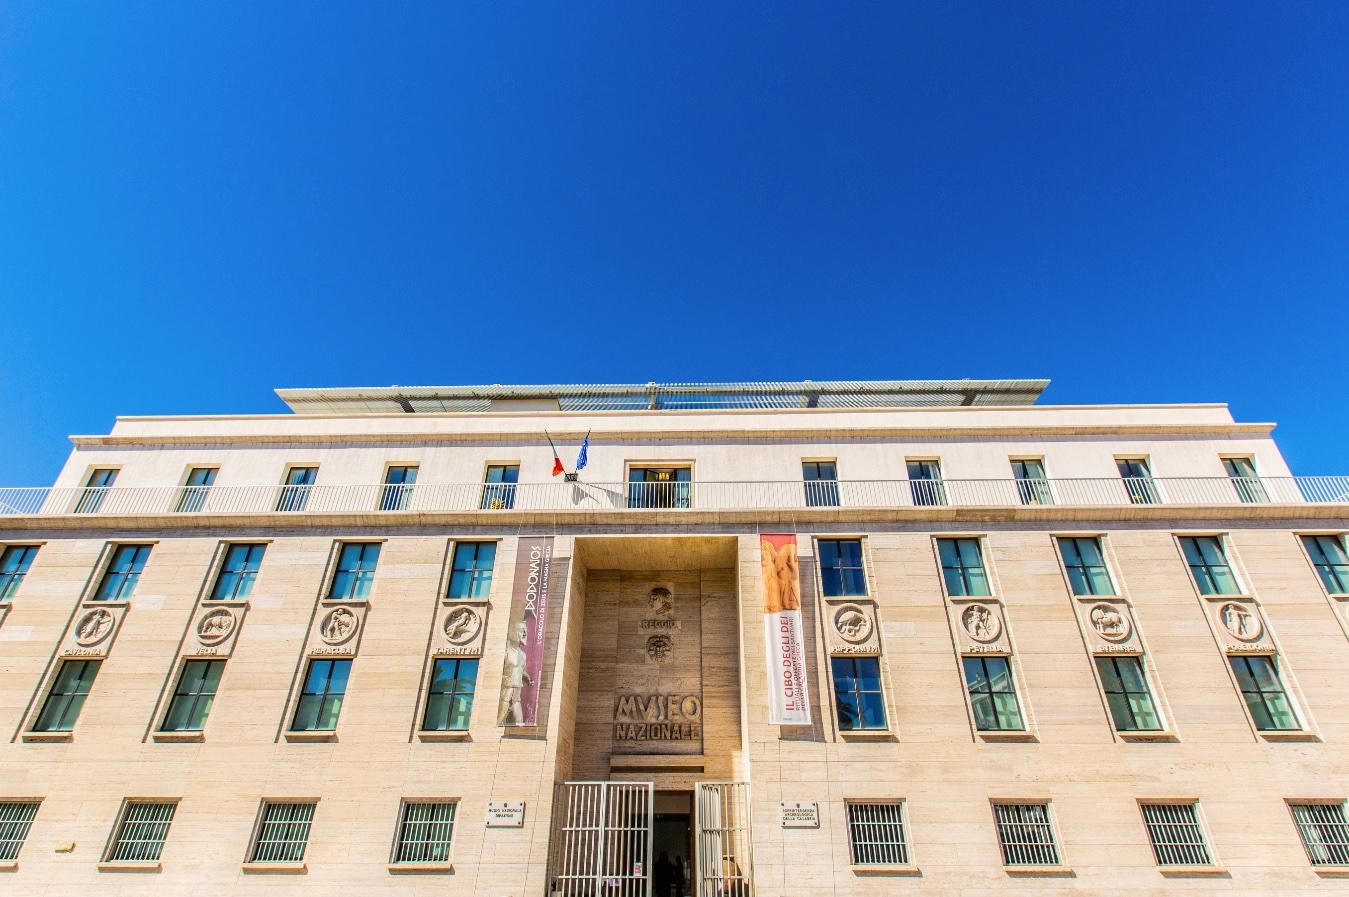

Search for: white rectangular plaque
xmin=486 ymin=800 xmax=525 ymax=827
xmin=780 ymin=801 xmax=819 ymax=828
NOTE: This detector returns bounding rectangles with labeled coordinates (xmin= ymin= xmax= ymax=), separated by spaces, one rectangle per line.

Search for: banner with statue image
xmin=496 ymin=536 xmax=556 ymax=727
xmin=761 ymin=533 xmax=811 ymax=725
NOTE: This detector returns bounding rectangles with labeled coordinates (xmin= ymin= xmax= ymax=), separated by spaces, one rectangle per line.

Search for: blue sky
xmin=2 ymin=2 xmax=1347 ymax=482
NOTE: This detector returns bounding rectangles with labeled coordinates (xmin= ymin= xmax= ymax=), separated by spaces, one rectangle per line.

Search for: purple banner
xmin=496 ymin=536 xmax=556 ymax=726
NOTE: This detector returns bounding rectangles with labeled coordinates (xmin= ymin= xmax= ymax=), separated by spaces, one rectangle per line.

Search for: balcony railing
xmin=1 ymin=476 xmax=1347 ymax=518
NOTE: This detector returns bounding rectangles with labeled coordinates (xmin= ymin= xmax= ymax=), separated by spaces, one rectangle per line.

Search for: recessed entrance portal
xmin=652 ymin=791 xmax=692 ymax=897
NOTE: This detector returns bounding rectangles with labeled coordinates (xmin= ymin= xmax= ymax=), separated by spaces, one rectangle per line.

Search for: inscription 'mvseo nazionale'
xmin=613 ymin=693 xmax=702 ymax=742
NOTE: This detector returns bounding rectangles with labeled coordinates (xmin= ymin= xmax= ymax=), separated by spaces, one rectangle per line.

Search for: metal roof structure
xmin=275 ymin=379 xmax=1050 ymax=414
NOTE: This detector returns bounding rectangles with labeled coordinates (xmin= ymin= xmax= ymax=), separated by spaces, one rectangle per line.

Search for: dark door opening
xmin=652 ymin=791 xmax=693 ymax=897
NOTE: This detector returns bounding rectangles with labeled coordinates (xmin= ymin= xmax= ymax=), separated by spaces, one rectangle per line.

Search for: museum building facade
xmin=1 ymin=379 xmax=1349 ymax=896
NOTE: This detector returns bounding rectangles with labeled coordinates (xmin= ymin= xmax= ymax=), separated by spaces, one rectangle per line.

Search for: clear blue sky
xmin=2 ymin=3 xmax=1346 ymax=483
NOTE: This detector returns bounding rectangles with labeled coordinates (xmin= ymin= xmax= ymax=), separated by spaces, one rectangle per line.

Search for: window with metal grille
xmin=831 ymin=656 xmax=887 ymax=731
xmin=964 ymin=656 xmax=1024 ymax=731
xmin=392 ymin=801 xmax=456 ymax=864
xmin=1229 ymin=655 xmax=1300 ymax=731
xmin=291 ymin=659 xmax=351 ymax=732
xmin=105 ymin=801 xmax=176 ymax=863
xmin=937 ymin=538 xmax=990 ymax=596
xmin=1095 ymin=656 xmax=1162 ymax=732
xmin=422 ymin=658 xmax=478 ymax=731
xmin=1290 ymin=802 xmax=1349 ymax=866
xmin=74 ymin=468 xmax=118 ymax=513
xmin=275 ymin=466 xmax=317 ymax=512
xmin=802 ymin=460 xmax=840 ymax=508
xmin=328 ymin=542 xmax=380 ymax=600
xmin=174 ymin=467 xmax=218 ymax=513
xmin=210 ymin=543 xmax=266 ymax=600
xmin=1179 ymin=536 xmax=1241 ymax=595
xmin=0 ymin=545 xmax=38 ymax=601
xmin=380 ymin=465 xmax=418 ymax=511
xmin=1057 ymin=537 xmax=1113 ymax=596
xmin=1140 ymin=802 xmax=1212 ymax=866
xmin=1116 ymin=458 xmax=1158 ymax=505
xmin=33 ymin=659 xmax=101 ymax=732
xmin=992 ymin=803 xmax=1060 ymax=866
xmin=481 ymin=464 xmax=519 ymax=510
xmin=1011 ymin=459 xmax=1053 ymax=506
xmin=161 ymin=660 xmax=224 ymax=732
xmin=1302 ymin=535 xmax=1349 ymax=594
xmin=626 ymin=466 xmax=692 ymax=509
xmin=846 ymin=802 xmax=908 ymax=866
xmin=249 ymin=801 xmax=315 ymax=863
xmin=818 ymin=539 xmax=867 ymax=596
xmin=448 ymin=542 xmax=496 ymax=599
xmin=93 ymin=544 xmax=151 ymax=601
xmin=1222 ymin=457 xmax=1268 ymax=503
xmin=0 ymin=802 xmax=39 ymax=861
xmin=906 ymin=459 xmax=946 ymax=506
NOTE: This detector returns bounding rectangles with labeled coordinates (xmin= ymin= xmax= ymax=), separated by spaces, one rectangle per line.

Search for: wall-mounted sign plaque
xmin=486 ymin=801 xmax=525 ymax=827
xmin=780 ymin=801 xmax=820 ymax=828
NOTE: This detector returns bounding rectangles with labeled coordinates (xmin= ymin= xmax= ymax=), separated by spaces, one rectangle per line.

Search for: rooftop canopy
xmin=275 ymin=379 xmax=1050 ymax=414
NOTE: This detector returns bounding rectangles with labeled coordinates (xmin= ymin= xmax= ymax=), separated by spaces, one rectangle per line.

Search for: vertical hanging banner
xmin=761 ymin=534 xmax=812 ymax=725
xmin=497 ymin=536 xmax=557 ymax=727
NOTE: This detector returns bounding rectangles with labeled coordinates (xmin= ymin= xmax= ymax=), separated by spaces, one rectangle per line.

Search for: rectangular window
xmin=380 ymin=465 xmax=418 ymax=511
xmin=627 ymin=466 xmax=691 ymax=509
xmin=105 ymin=801 xmax=176 ymax=863
xmin=1096 ymin=656 xmax=1162 ymax=732
xmin=964 ymin=656 xmax=1024 ymax=731
xmin=937 ymin=538 xmax=990 ymax=596
xmin=33 ymin=659 xmax=101 ymax=732
xmin=831 ymin=656 xmax=886 ymax=731
xmin=422 ymin=658 xmax=478 ymax=731
xmin=0 ymin=545 xmax=39 ymax=601
xmin=1179 ymin=536 xmax=1241 ymax=595
xmin=249 ymin=801 xmax=315 ymax=864
xmin=481 ymin=464 xmax=520 ymax=510
xmin=393 ymin=801 xmax=457 ymax=865
xmin=291 ymin=659 xmax=350 ymax=732
xmin=210 ymin=543 xmax=266 ymax=600
xmin=802 ymin=461 xmax=840 ymax=508
xmin=161 ymin=660 xmax=225 ymax=732
xmin=817 ymin=538 xmax=866 ymax=597
xmin=1141 ymin=802 xmax=1212 ymax=866
xmin=1117 ymin=458 xmax=1158 ymax=505
xmin=1230 ymin=655 xmax=1299 ymax=731
xmin=448 ymin=542 xmax=496 ymax=600
xmin=0 ymin=802 xmax=39 ymax=861
xmin=1290 ymin=802 xmax=1349 ymax=867
xmin=328 ymin=542 xmax=381 ymax=600
xmin=275 ymin=466 xmax=317 ymax=512
xmin=1057 ymin=537 xmax=1114 ymax=596
xmin=992 ymin=803 xmax=1060 ymax=866
xmin=93 ymin=544 xmax=151 ymax=601
xmin=1223 ymin=457 xmax=1267 ymax=504
xmin=74 ymin=468 xmax=118 ymax=514
xmin=906 ymin=460 xmax=946 ymax=506
xmin=1011 ymin=459 xmax=1052 ymax=506
xmin=1302 ymin=535 xmax=1349 ymax=594
xmin=174 ymin=467 xmax=218 ymax=513
xmin=846 ymin=802 xmax=908 ymax=866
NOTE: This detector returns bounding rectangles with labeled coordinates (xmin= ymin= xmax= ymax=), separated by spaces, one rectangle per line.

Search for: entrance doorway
xmin=652 ymin=792 xmax=692 ymax=897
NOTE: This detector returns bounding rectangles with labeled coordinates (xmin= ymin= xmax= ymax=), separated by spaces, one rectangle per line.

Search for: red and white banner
xmin=761 ymin=534 xmax=811 ymax=725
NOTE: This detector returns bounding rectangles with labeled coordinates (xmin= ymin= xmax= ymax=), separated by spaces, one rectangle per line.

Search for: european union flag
xmin=575 ymin=431 xmax=590 ymax=471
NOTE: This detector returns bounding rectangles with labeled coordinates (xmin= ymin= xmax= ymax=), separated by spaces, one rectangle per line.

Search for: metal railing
xmin=1 ymin=476 xmax=1347 ymax=518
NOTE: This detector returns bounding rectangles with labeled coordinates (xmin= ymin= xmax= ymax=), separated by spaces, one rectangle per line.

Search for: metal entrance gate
xmin=695 ymin=782 xmax=754 ymax=897
xmin=549 ymin=781 xmax=654 ymax=897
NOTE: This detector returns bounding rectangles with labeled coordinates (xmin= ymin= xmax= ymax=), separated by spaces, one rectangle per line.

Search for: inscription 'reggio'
xmin=613 ymin=693 xmax=702 ymax=742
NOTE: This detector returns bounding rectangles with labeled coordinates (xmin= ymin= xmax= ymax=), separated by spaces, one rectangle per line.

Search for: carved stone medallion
xmin=319 ymin=606 xmax=359 ymax=645
xmin=646 ymin=634 xmax=673 ymax=662
xmin=443 ymin=606 xmax=482 ymax=645
xmin=961 ymin=603 xmax=1001 ymax=643
xmin=74 ymin=608 xmax=115 ymax=646
xmin=196 ymin=608 xmax=236 ymax=646
xmin=1218 ymin=602 xmax=1262 ymax=642
xmin=647 ymin=587 xmax=673 ymax=618
xmin=833 ymin=604 xmax=873 ymax=644
xmin=1088 ymin=603 xmax=1131 ymax=642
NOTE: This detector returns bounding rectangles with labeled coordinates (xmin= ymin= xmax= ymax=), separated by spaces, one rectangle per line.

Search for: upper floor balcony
xmin=1 ymin=475 xmax=1347 ymax=521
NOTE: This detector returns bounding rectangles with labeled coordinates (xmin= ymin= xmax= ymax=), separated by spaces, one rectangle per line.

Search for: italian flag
xmin=546 ymin=432 xmax=565 ymax=477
